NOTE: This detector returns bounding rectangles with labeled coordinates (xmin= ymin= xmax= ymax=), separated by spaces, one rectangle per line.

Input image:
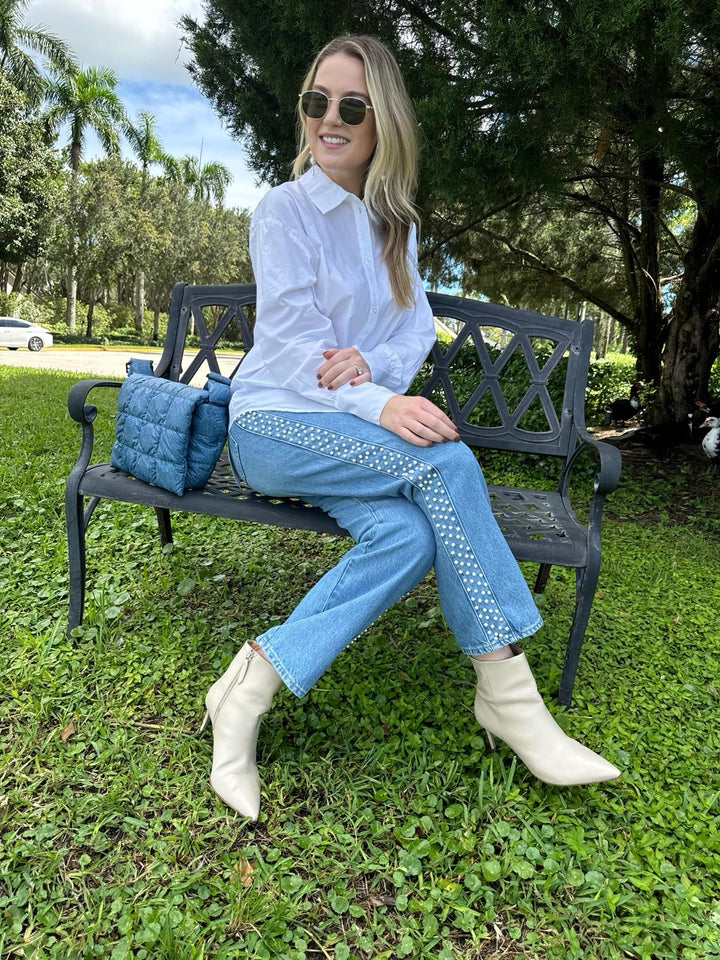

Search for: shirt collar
xmin=299 ymin=164 xmax=361 ymax=214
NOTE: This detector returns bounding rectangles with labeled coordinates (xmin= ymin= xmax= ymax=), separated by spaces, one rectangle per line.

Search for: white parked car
xmin=0 ymin=317 xmax=53 ymax=351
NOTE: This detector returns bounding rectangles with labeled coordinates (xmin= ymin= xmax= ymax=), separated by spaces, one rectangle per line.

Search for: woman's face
xmin=306 ymin=52 xmax=377 ymax=197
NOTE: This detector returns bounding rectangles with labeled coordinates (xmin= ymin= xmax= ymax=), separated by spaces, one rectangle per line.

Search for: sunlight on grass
xmin=1 ymin=367 xmax=719 ymax=959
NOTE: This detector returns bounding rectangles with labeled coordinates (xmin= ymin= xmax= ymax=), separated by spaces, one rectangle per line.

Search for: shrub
xmin=0 ymin=292 xmax=45 ymax=325
xmin=585 ymin=354 xmax=639 ymax=423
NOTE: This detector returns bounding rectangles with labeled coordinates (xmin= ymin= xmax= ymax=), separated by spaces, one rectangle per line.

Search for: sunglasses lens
xmin=339 ymin=97 xmax=368 ymax=125
xmin=301 ymin=91 xmax=371 ymax=125
xmin=301 ymin=91 xmax=329 ymax=118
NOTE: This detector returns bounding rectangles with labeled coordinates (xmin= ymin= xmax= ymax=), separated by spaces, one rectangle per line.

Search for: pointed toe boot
xmin=471 ymin=648 xmax=620 ymax=786
xmin=200 ymin=642 xmax=283 ymax=819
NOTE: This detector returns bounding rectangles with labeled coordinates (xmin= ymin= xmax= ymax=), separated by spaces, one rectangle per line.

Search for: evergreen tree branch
xmin=419 ymin=196 xmax=527 ymax=260
xmin=474 ymin=225 xmax=633 ymax=328
xmin=392 ymin=0 xmax=481 ymax=53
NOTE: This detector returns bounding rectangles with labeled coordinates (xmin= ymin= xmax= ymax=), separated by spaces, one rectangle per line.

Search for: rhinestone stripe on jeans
xmin=229 ymin=410 xmax=542 ymax=696
xmin=242 ymin=410 xmax=513 ymax=639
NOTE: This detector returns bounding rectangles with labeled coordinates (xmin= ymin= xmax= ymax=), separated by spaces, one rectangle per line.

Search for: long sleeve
xmin=229 ymin=166 xmax=437 ymax=427
xmin=250 ymin=213 xmax=398 ymax=424
xmin=360 ymin=226 xmax=435 ymax=392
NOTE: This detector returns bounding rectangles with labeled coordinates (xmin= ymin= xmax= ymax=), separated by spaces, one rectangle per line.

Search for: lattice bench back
xmin=419 ymin=295 xmax=590 ymax=458
xmin=153 ymin=283 xmax=591 ymax=463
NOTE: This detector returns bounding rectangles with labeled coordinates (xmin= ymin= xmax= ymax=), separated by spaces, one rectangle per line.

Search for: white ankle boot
xmin=471 ymin=647 xmax=620 ymax=786
xmin=200 ymin=642 xmax=283 ymax=819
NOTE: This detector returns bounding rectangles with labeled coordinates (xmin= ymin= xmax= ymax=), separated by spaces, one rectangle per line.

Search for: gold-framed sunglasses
xmin=299 ymin=90 xmax=374 ymax=125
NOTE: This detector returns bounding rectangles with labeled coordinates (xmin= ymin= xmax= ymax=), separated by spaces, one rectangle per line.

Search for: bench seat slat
xmin=79 ymin=455 xmax=588 ymax=566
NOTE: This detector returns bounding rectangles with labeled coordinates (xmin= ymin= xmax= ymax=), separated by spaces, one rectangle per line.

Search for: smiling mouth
xmin=320 ymin=135 xmax=349 ymax=145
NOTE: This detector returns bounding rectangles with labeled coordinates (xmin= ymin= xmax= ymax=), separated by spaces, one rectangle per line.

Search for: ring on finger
xmin=355 ymin=366 xmax=365 ymax=376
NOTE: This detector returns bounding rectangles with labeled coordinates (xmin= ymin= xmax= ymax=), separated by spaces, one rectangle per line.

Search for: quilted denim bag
xmin=111 ymin=358 xmax=232 ymax=496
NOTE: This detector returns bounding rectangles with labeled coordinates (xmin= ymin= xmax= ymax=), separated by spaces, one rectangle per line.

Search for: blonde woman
xmin=202 ymin=35 xmax=619 ymax=819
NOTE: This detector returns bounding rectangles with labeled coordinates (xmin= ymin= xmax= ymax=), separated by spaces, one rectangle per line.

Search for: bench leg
xmin=154 ymin=507 xmax=173 ymax=546
xmin=558 ymin=555 xmax=601 ymax=706
xmin=534 ymin=563 xmax=552 ymax=593
xmin=65 ymin=489 xmax=87 ymax=636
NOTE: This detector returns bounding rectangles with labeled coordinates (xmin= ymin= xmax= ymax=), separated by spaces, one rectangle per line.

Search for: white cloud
xmin=26 ymin=0 xmax=268 ymax=210
xmin=29 ymin=0 xmax=203 ymax=85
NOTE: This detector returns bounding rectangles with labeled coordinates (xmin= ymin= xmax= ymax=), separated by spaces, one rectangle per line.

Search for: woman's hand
xmin=380 ymin=395 xmax=460 ymax=446
xmin=317 ymin=347 xmax=370 ymax=389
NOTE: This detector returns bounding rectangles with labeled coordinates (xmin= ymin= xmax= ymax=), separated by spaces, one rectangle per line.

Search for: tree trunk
xmin=633 ymin=146 xmax=665 ymax=384
xmin=67 ymin=168 xmax=79 ymax=333
xmin=24 ymin=260 xmax=37 ymax=295
xmin=657 ymin=300 xmax=719 ymax=425
xmin=67 ymin=262 xmax=77 ymax=333
xmin=86 ymin=291 xmax=96 ymax=338
xmin=11 ymin=262 xmax=23 ymax=293
xmin=135 ymin=271 xmax=145 ymax=333
xmin=654 ymin=199 xmax=720 ymax=425
xmin=153 ymin=306 xmax=161 ymax=340
xmin=593 ymin=311 xmax=605 ymax=359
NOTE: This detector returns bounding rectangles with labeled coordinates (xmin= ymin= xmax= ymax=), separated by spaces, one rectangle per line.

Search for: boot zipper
xmin=202 ymin=647 xmax=257 ymax=731
xmin=234 ymin=648 xmax=255 ymax=687
xmin=214 ymin=649 xmax=255 ymax=717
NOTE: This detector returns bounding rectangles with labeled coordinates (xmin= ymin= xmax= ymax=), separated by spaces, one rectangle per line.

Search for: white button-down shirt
xmin=229 ymin=165 xmax=436 ymax=425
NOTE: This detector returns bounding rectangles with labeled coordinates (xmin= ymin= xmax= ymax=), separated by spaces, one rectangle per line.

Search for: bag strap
xmin=126 ymin=357 xmax=155 ymax=376
xmin=204 ymin=371 xmax=232 ymax=406
xmin=124 ymin=359 xmax=229 ymax=405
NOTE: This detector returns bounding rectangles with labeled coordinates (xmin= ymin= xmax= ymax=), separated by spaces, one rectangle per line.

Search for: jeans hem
xmin=459 ymin=615 xmax=544 ymax=655
xmin=255 ymin=629 xmax=310 ymax=699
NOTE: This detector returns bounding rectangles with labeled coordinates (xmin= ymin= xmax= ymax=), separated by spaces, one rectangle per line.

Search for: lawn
xmin=1 ymin=366 xmax=719 ymax=960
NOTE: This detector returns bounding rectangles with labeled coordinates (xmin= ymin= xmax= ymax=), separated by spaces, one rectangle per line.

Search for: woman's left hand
xmin=317 ymin=348 xmax=371 ymax=389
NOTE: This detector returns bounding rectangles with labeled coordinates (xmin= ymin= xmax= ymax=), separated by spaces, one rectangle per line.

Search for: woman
xmin=201 ymin=35 xmax=619 ymax=819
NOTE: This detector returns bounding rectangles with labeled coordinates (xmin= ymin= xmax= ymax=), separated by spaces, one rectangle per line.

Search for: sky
xmin=28 ymin=0 xmax=268 ymax=211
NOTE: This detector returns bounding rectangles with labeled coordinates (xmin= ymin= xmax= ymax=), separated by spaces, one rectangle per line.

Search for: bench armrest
xmin=560 ymin=426 xmax=622 ymax=501
xmin=67 ymin=378 xmax=122 ymax=424
xmin=66 ymin=379 xmax=122 ymax=489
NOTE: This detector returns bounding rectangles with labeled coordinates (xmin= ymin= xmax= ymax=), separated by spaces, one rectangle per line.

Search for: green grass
xmin=1 ymin=367 xmax=719 ymax=960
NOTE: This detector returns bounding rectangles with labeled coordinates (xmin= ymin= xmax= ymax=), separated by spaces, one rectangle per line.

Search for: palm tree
xmin=47 ymin=64 xmax=127 ymax=172
xmin=46 ymin=64 xmax=127 ymax=331
xmin=163 ymin=154 xmax=233 ymax=207
xmin=126 ymin=109 xmax=166 ymax=194
xmin=0 ymin=0 xmax=75 ymax=104
xmin=126 ymin=110 xmax=167 ymax=330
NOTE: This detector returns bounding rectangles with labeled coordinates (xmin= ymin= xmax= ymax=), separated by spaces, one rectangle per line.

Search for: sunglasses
xmin=299 ymin=90 xmax=374 ymax=126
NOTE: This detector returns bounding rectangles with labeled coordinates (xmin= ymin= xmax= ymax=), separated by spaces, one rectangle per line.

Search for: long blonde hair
xmin=293 ymin=35 xmax=419 ymax=308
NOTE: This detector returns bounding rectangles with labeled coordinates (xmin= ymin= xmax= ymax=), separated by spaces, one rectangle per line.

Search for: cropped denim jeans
xmin=228 ymin=410 xmax=542 ymax=697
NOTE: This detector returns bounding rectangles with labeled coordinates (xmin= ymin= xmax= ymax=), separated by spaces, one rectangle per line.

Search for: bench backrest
xmin=154 ymin=282 xmax=592 ymax=459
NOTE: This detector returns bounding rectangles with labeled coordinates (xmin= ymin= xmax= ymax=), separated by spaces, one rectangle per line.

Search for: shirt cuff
xmin=361 ymin=344 xmax=404 ymax=392
xmin=333 ymin=381 xmax=395 ymax=425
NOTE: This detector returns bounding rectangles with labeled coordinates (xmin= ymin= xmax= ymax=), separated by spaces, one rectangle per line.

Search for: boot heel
xmin=198 ymin=710 xmax=210 ymax=734
xmin=485 ymin=729 xmax=496 ymax=750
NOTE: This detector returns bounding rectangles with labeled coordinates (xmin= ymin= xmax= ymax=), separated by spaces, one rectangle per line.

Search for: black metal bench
xmin=65 ymin=282 xmax=621 ymax=704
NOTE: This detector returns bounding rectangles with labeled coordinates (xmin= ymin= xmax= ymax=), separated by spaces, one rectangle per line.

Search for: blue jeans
xmin=229 ymin=411 xmax=542 ymax=697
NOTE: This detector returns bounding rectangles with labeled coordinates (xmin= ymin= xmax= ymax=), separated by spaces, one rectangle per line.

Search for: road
xmin=0 ymin=347 xmax=243 ymax=385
